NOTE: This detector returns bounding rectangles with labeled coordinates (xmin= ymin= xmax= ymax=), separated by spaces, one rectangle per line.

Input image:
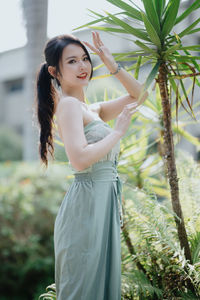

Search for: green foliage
xmin=120 ymin=150 xmax=200 ymax=298
xmin=161 ymin=0 xmax=180 ymax=40
xmin=73 ymin=0 xmax=200 ymax=113
xmin=0 ymin=161 xmax=73 ymax=300
xmin=0 ymin=126 xmax=23 ymax=161
xmin=39 ymin=283 xmax=56 ymax=300
xmin=38 ymin=151 xmax=200 ymax=299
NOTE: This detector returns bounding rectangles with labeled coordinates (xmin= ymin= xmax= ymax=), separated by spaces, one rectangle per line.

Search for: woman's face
xmin=57 ymin=43 xmax=92 ymax=89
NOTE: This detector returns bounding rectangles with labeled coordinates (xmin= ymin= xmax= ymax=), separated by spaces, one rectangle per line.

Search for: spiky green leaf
xmin=104 ymin=11 xmax=151 ymax=41
xmin=183 ymin=49 xmax=200 ymax=73
xmin=153 ymin=0 xmax=165 ymax=20
xmin=142 ymin=0 xmax=161 ymax=34
xmin=187 ymin=28 xmax=200 ymax=35
xmin=72 ymin=10 xmax=124 ymax=31
xmin=174 ymin=55 xmax=200 ymax=61
xmin=87 ymin=25 xmax=128 ymax=33
xmin=144 ymin=61 xmax=160 ymax=91
xmin=141 ymin=12 xmax=161 ymax=49
xmin=163 ymin=43 xmax=182 ymax=56
xmin=134 ymin=40 xmax=159 ymax=56
xmin=134 ymin=56 xmax=142 ymax=80
xmin=181 ymin=45 xmax=200 ymax=51
xmin=179 ymin=77 xmax=196 ymax=120
xmin=161 ymin=0 xmax=180 ymax=39
xmin=175 ymin=0 xmax=200 ymax=25
xmin=178 ymin=18 xmax=200 ymax=38
xmin=107 ymin=0 xmax=143 ymax=21
xmin=173 ymin=127 xmax=200 ymax=147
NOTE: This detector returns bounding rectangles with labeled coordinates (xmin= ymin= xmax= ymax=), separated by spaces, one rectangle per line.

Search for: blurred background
xmin=0 ymin=0 xmax=199 ymax=162
xmin=0 ymin=0 xmax=200 ymax=299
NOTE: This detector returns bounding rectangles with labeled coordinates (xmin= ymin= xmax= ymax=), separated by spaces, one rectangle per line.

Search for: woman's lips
xmin=77 ymin=73 xmax=87 ymax=79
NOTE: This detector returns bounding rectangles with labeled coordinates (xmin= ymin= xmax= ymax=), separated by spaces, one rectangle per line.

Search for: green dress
xmin=54 ymin=119 xmax=123 ymax=300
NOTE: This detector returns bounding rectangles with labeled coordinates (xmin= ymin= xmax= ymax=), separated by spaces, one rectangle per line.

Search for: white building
xmin=0 ymin=1 xmax=199 ymax=160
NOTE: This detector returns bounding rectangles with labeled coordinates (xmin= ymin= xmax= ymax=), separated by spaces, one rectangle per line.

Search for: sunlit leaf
xmin=141 ymin=12 xmax=161 ymax=49
xmin=173 ymin=126 xmax=200 ymax=147
xmin=87 ymin=25 xmax=128 ymax=33
xmin=72 ymin=10 xmax=124 ymax=31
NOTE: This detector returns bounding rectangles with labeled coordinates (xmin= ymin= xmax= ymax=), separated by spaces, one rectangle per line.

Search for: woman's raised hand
xmin=114 ymin=102 xmax=139 ymax=137
xmin=82 ymin=31 xmax=117 ymax=71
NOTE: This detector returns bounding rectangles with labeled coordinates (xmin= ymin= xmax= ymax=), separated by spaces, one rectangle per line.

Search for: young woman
xmin=36 ymin=31 xmax=148 ymax=300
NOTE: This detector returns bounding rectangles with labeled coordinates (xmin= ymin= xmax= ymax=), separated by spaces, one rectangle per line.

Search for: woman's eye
xmin=68 ymin=57 xmax=88 ymax=64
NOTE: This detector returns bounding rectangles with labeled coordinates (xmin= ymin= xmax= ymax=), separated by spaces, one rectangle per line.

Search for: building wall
xmin=0 ymin=29 xmax=135 ymax=133
xmin=0 ymin=47 xmax=27 ymax=134
xmin=0 ymin=2 xmax=199 ymax=159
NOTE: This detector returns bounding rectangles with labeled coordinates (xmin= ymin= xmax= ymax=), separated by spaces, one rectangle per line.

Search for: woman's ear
xmin=48 ymin=66 xmax=57 ymax=79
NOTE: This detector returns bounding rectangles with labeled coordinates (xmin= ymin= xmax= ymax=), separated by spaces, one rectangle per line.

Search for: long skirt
xmin=54 ymin=160 xmax=122 ymax=300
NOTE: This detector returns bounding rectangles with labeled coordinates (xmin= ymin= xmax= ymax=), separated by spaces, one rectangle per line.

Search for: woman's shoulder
xmin=58 ymin=96 xmax=81 ymax=107
xmin=55 ymin=96 xmax=81 ymax=116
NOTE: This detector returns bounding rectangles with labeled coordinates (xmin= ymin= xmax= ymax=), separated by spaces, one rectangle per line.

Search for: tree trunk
xmin=157 ymin=62 xmax=192 ymax=263
xmin=22 ymin=0 xmax=48 ymax=160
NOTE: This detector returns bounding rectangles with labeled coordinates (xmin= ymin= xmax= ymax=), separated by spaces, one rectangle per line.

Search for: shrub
xmin=0 ymin=126 xmax=23 ymax=161
xmin=0 ymin=161 xmax=73 ymax=300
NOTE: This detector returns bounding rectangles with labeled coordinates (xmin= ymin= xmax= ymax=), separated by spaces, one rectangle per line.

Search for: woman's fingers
xmin=82 ymin=31 xmax=104 ymax=55
xmin=92 ymin=31 xmax=102 ymax=44
xmin=130 ymin=108 xmax=138 ymax=114
xmin=82 ymin=41 xmax=95 ymax=51
xmin=126 ymin=102 xmax=138 ymax=108
xmin=95 ymin=31 xmax=103 ymax=46
xmin=92 ymin=31 xmax=100 ymax=49
xmin=122 ymin=102 xmax=139 ymax=116
xmin=123 ymin=103 xmax=138 ymax=112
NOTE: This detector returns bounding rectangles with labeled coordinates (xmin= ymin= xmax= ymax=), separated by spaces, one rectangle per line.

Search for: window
xmin=4 ymin=78 xmax=24 ymax=93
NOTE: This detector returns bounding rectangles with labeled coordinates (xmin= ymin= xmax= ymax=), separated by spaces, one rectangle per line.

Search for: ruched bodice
xmin=69 ymin=120 xmax=121 ymax=174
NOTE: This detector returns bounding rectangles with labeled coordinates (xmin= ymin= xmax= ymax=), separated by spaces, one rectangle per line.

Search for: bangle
xmin=110 ymin=63 xmax=122 ymax=75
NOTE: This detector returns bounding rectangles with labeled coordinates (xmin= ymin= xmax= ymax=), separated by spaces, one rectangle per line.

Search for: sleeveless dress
xmin=54 ymin=119 xmax=123 ymax=300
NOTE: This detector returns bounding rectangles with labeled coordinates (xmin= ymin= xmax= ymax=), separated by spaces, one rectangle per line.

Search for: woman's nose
xmin=79 ymin=60 xmax=86 ymax=69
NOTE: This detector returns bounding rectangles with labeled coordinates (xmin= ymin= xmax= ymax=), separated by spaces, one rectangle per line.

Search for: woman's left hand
xmin=82 ymin=31 xmax=117 ymax=73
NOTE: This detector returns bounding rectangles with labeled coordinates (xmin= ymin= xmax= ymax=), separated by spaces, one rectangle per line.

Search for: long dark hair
xmin=35 ymin=34 xmax=93 ymax=168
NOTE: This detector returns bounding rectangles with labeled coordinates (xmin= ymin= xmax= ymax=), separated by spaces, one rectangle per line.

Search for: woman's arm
xmin=83 ymin=32 xmax=148 ymax=122
xmin=56 ymin=97 xmax=137 ymax=171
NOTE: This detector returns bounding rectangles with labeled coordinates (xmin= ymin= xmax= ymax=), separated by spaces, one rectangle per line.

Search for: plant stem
xmin=157 ymin=62 xmax=192 ymax=263
xmin=122 ymin=214 xmax=148 ymax=276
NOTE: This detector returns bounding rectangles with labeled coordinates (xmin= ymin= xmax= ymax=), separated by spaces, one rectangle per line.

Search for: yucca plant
xmin=73 ymin=0 xmax=200 ymax=263
xmin=118 ymin=82 xmax=200 ymax=194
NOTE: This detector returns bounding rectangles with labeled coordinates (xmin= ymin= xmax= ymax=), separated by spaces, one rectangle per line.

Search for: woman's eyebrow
xmin=65 ymin=54 xmax=87 ymax=60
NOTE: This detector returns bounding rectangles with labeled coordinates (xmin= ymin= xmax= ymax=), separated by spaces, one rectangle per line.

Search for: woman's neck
xmin=61 ymin=86 xmax=86 ymax=103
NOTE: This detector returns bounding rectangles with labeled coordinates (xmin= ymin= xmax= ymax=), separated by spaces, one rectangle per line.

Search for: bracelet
xmin=110 ymin=63 xmax=122 ymax=75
